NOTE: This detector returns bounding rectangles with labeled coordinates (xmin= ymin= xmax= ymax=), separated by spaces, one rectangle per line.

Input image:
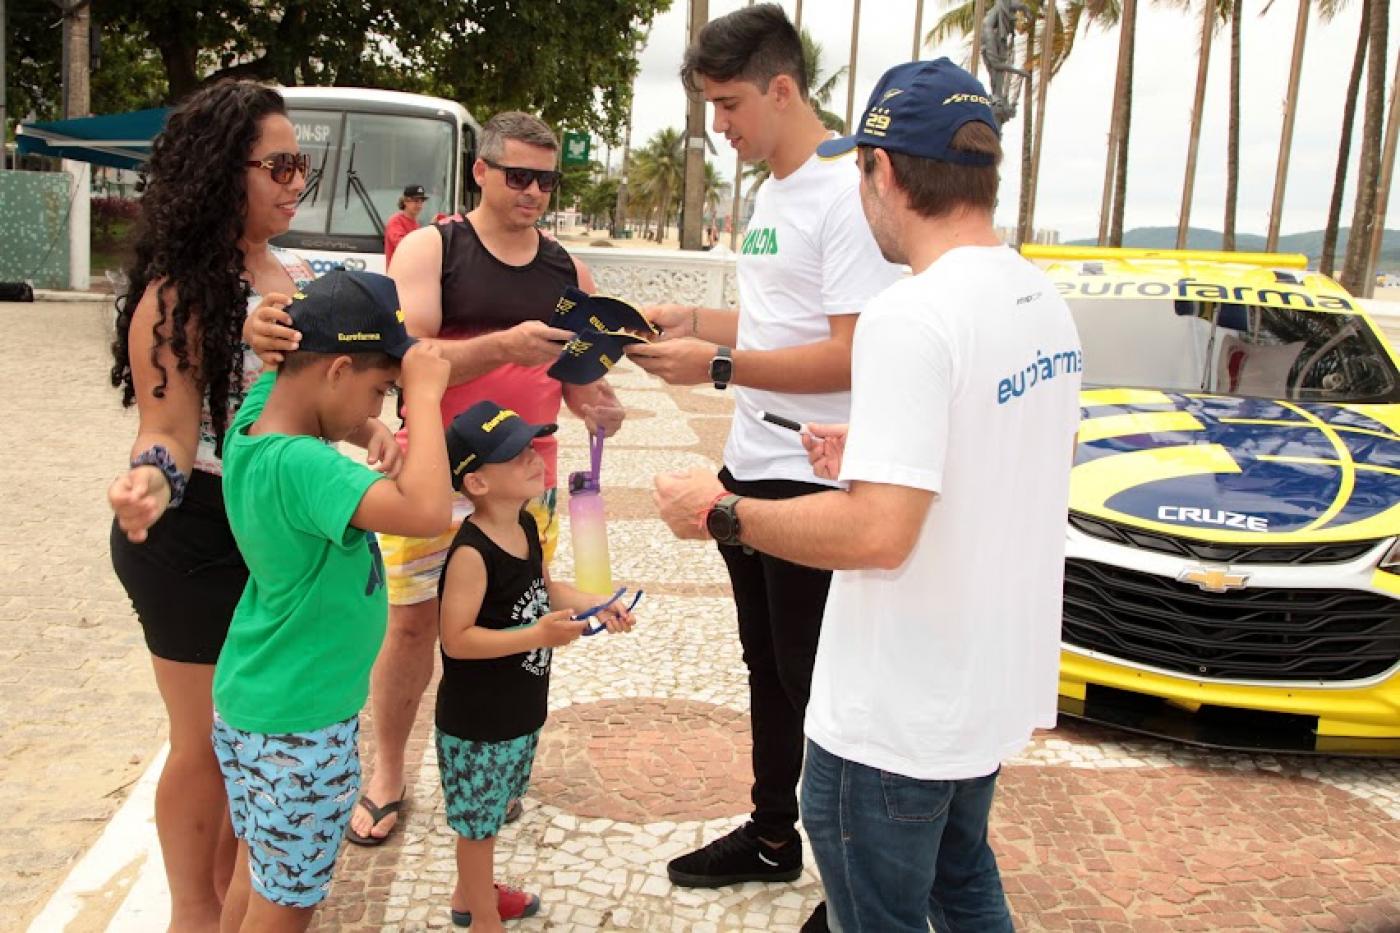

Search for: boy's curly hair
xmin=110 ymin=80 xmax=288 ymax=457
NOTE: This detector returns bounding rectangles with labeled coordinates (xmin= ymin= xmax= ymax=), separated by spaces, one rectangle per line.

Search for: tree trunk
xmin=1100 ymin=0 xmax=1136 ymax=246
xmin=1018 ymin=19 xmax=1036 ymax=244
xmin=1322 ymin=0 xmax=1369 ymax=277
xmin=1265 ymin=0 xmax=1309 ymax=251
xmin=1341 ymin=0 xmax=1390 ymax=292
xmin=1025 ymin=1 xmax=1058 ymax=240
xmin=1178 ymin=0 xmax=1216 ymax=249
xmin=1363 ymin=45 xmax=1400 ymax=291
xmin=1110 ymin=0 xmax=1135 ymax=247
xmin=1223 ymin=0 xmax=1242 ymax=251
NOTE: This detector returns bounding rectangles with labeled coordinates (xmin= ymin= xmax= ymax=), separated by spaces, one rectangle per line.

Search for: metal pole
xmin=845 ymin=0 xmax=862 ymax=133
xmin=1266 ymin=0 xmax=1309 ymax=251
xmin=970 ymin=0 xmax=988 ymax=79
xmin=682 ymin=0 xmax=709 ymax=250
xmin=795 ymin=0 xmax=803 ymax=29
xmin=914 ymin=0 xmax=925 ymax=59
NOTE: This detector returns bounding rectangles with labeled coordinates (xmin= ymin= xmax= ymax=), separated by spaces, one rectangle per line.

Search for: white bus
xmin=274 ymin=87 xmax=483 ymax=275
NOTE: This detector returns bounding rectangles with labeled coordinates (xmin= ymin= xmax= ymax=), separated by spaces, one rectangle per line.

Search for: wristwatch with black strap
xmin=709 ymin=346 xmax=733 ymax=390
xmin=705 ymin=494 xmax=744 ymax=547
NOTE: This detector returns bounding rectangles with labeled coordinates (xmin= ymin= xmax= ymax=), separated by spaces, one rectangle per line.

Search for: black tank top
xmin=437 ymin=219 xmax=579 ymax=338
xmin=435 ymin=511 xmax=552 ymax=742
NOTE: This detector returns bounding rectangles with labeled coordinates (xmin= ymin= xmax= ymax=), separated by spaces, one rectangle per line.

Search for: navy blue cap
xmin=547 ymin=287 xmax=658 ymax=385
xmin=816 ymin=58 xmax=1000 ymax=165
xmin=288 ymin=269 xmax=417 ymax=359
xmin=403 ymin=184 xmax=427 ymax=198
xmin=446 ymin=401 xmax=557 ymax=481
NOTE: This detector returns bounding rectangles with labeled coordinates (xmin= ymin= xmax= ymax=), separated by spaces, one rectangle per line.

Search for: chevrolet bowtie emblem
xmin=1178 ymin=567 xmax=1250 ymax=593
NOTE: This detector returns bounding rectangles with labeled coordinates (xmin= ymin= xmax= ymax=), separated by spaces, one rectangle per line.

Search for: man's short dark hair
xmin=680 ymin=3 xmax=808 ymax=99
xmin=479 ymin=112 xmax=559 ymax=162
xmin=860 ymin=122 xmax=1002 ymax=219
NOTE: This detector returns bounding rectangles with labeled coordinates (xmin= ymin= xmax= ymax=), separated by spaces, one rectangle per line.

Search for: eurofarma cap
xmin=446 ymin=400 xmax=558 ymax=480
xmin=288 ymin=269 xmax=417 ymax=359
xmin=547 ymin=286 xmax=659 ymax=385
xmin=816 ymin=58 xmax=1000 ymax=166
xmin=403 ymin=184 xmax=427 ymax=198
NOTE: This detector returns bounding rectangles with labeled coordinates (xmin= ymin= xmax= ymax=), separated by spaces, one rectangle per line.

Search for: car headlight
xmin=1383 ymin=538 xmax=1400 ymax=571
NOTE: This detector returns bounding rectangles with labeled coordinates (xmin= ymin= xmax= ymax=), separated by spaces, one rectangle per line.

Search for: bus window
xmin=287 ymin=111 xmax=343 ymax=237
xmin=332 ymin=112 xmax=454 ymax=237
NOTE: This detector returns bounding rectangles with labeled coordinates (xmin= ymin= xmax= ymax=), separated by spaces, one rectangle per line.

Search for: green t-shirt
xmin=213 ymin=372 xmax=387 ymax=733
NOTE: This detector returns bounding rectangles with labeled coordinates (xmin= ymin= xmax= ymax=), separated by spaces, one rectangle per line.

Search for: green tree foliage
xmin=629 ymin=127 xmax=685 ymax=241
xmin=9 ymin=1 xmax=670 ymax=141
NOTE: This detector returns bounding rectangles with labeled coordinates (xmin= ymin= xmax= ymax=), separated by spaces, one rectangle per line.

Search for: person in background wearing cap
xmin=654 ymin=59 xmax=1082 ymax=931
xmin=435 ymin=400 xmax=636 ymax=930
xmin=211 ymin=269 xmax=454 ymax=931
xmin=385 ymin=184 xmax=429 ymax=267
xmin=624 ymin=4 xmax=902 ymax=910
xmin=244 ymin=112 xmax=624 ymax=859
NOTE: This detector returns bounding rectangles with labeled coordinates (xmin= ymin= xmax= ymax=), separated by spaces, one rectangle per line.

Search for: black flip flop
xmin=345 ymin=792 xmax=405 ymax=847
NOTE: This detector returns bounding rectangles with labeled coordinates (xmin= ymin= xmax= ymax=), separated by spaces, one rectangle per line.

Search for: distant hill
xmin=1064 ymin=227 xmax=1400 ymax=272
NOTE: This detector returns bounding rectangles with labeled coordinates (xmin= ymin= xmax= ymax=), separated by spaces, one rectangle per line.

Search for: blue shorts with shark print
xmin=437 ymin=729 xmax=539 ymax=840
xmin=212 ymin=713 xmax=360 ymax=908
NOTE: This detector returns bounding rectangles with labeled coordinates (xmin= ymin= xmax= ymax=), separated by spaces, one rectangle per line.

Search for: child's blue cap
xmin=446 ymin=401 xmax=557 ymax=481
xmin=288 ymin=270 xmax=417 ymax=359
xmin=816 ymin=58 xmax=1000 ymax=166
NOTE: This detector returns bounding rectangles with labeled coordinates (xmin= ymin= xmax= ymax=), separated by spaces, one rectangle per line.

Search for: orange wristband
xmin=696 ymin=492 xmax=727 ymax=533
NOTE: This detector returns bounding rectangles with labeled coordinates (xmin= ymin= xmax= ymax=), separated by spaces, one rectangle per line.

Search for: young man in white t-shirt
xmin=655 ymin=59 xmax=1082 ymax=931
xmin=626 ymin=4 xmax=901 ymax=907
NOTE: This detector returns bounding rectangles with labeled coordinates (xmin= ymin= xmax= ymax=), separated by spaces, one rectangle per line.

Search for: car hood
xmin=1073 ymin=388 xmax=1400 ymax=542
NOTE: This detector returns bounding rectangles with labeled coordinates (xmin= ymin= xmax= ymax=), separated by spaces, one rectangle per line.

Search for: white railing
xmin=570 ymin=246 xmax=738 ymax=309
xmin=1359 ymin=299 xmax=1400 ymax=351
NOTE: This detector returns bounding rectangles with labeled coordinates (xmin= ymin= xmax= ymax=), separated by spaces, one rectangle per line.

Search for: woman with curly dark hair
xmin=105 ymin=80 xmax=399 ymax=931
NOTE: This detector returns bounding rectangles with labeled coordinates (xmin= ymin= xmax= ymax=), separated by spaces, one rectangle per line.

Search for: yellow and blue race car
xmin=1025 ymin=246 xmax=1400 ymax=755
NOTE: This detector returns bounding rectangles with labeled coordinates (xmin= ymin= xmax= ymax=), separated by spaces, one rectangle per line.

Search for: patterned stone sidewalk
xmin=8 ymin=303 xmax=1400 ymax=932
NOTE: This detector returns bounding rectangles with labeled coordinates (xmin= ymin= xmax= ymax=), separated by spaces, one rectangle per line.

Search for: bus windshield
xmin=287 ymin=109 xmax=455 ymax=240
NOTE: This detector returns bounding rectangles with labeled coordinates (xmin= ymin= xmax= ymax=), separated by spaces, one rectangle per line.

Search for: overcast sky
xmin=606 ymin=0 xmax=1398 ymax=241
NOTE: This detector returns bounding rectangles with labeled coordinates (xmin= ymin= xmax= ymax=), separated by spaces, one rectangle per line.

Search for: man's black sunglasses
xmin=245 ymin=152 xmax=310 ymax=184
xmin=482 ymin=158 xmax=562 ymax=193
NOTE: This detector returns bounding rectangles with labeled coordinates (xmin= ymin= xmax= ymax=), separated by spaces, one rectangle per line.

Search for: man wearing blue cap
xmin=655 ymin=58 xmax=1082 ymax=931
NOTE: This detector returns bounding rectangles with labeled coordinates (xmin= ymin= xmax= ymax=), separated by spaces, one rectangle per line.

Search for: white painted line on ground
xmin=27 ymin=744 xmax=168 ymax=933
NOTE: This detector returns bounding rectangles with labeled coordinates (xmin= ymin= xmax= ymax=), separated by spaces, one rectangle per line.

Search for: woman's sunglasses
xmin=482 ymin=158 xmax=562 ymax=193
xmin=244 ymin=152 xmax=310 ymax=185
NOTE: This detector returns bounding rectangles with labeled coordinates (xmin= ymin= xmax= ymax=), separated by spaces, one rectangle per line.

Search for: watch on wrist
xmin=709 ymin=345 xmax=734 ymax=390
xmin=705 ymin=494 xmax=744 ymax=547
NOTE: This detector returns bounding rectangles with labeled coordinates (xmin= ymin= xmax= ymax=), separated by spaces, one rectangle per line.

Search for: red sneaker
xmin=449 ymin=883 xmax=542 ymax=927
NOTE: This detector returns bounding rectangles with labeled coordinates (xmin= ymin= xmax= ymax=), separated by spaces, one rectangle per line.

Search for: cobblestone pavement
xmin=8 ymin=300 xmax=1400 ymax=932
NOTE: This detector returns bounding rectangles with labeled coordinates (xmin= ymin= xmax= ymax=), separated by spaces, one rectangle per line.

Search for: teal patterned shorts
xmin=436 ymin=729 xmax=540 ymax=839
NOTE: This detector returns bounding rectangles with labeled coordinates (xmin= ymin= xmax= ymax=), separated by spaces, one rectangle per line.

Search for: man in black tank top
xmin=346 ymin=111 xmax=627 ymax=848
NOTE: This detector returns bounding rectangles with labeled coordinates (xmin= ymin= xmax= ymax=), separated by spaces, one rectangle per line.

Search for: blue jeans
xmin=800 ymin=739 xmax=1014 ymax=932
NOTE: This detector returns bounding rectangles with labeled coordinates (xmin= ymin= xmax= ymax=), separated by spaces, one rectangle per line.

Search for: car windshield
xmin=1068 ymin=297 xmax=1400 ymax=403
xmin=285 ymin=109 xmax=455 ymax=238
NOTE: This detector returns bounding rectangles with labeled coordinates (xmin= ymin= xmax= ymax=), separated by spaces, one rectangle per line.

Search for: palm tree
xmin=1222 ymin=0 xmax=1242 ymax=251
xmin=1099 ymin=0 xmax=1138 ymax=246
xmin=1263 ymin=0 xmax=1312 ymax=251
xmin=1341 ymin=0 xmax=1389 ymax=292
xmin=631 ymin=127 xmax=685 ymax=243
xmin=1322 ymin=0 xmax=1368 ymax=276
xmin=802 ymin=29 xmax=848 ymax=131
xmin=1177 ymin=0 xmax=1222 ymax=248
xmin=703 ymin=161 xmax=730 ymax=222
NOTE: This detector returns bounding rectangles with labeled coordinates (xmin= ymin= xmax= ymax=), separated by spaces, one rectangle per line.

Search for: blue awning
xmin=16 ymin=108 xmax=169 ymax=170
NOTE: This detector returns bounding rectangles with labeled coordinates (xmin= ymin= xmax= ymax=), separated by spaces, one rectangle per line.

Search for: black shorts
xmin=110 ymin=469 xmax=247 ymax=665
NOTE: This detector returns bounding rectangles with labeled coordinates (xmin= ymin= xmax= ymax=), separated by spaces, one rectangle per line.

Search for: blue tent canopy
xmin=16 ymin=108 xmax=169 ymax=171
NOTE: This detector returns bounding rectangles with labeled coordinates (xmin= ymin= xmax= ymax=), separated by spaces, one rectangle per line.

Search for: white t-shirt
xmin=804 ymin=245 xmax=1083 ymax=781
xmin=725 ymin=150 xmax=903 ymax=485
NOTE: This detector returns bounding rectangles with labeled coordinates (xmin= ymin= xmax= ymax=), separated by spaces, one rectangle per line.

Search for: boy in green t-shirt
xmin=212 ymin=269 xmax=453 ymax=931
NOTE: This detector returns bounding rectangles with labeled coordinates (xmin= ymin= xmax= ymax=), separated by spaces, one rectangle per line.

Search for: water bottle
xmin=568 ymin=428 xmax=613 ymax=595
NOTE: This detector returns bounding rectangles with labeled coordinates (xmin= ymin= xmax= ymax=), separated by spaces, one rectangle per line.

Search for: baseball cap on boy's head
xmin=403 ymin=184 xmax=427 ymax=199
xmin=816 ymin=58 xmax=1000 ymax=165
xmin=287 ymin=269 xmax=417 ymax=360
xmin=446 ymin=401 xmax=558 ymax=483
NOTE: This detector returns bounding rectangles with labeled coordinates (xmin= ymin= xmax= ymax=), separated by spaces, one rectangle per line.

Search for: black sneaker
xmin=800 ymin=901 xmax=829 ymax=932
xmin=667 ymin=822 xmax=803 ymax=887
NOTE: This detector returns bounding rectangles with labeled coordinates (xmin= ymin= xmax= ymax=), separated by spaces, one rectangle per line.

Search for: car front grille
xmin=1063 ymin=559 xmax=1400 ymax=682
xmin=1068 ymin=512 xmax=1379 ymax=565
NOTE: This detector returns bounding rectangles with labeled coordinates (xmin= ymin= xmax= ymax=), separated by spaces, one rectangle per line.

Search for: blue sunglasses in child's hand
xmin=575 ymin=587 xmax=644 ymax=636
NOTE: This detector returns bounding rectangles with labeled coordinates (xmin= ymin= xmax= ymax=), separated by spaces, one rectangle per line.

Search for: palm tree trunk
xmin=845 ymin=0 xmax=863 ymax=134
xmin=1341 ymin=0 xmax=1390 ymax=292
xmin=1018 ymin=19 xmax=1037 ymax=245
xmin=1100 ymin=0 xmax=1136 ymax=245
xmin=914 ymin=0 xmax=926 ymax=59
xmin=1026 ymin=1 xmax=1058 ymax=240
xmin=1363 ymin=45 xmax=1400 ymax=291
xmin=1110 ymin=0 xmax=1136 ymax=247
xmin=1178 ymin=0 xmax=1216 ymax=249
xmin=1322 ymin=0 xmax=1369 ymax=277
xmin=970 ymin=0 xmax=989 ymax=79
xmin=1265 ymin=0 xmax=1310 ymax=251
xmin=1223 ymin=0 xmax=1242 ymax=251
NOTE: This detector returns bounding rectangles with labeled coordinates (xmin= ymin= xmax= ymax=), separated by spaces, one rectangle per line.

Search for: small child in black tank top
xmin=436 ymin=400 xmax=637 ymax=929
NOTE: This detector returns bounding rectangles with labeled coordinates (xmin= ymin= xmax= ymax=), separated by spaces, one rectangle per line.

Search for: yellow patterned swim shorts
xmin=380 ymin=488 xmax=558 ymax=606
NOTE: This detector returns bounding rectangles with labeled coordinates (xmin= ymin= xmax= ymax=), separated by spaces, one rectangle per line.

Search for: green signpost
xmin=562 ymin=131 xmax=591 ymax=167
